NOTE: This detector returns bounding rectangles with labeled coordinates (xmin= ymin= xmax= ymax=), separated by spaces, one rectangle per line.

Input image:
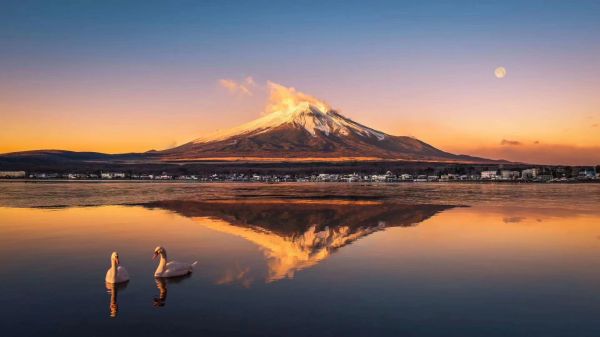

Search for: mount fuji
xmin=159 ymin=83 xmax=493 ymax=163
xmin=0 ymin=83 xmax=501 ymax=167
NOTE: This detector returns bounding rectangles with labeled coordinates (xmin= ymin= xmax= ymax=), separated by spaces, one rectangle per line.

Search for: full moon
xmin=494 ymin=66 xmax=507 ymax=79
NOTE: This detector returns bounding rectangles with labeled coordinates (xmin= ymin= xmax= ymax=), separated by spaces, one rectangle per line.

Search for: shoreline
xmin=0 ymin=179 xmax=598 ymax=184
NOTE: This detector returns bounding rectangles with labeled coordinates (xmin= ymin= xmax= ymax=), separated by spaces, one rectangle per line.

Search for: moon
xmin=494 ymin=66 xmax=507 ymax=79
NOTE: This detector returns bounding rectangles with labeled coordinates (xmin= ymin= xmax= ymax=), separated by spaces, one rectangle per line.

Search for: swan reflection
xmin=105 ymin=281 xmax=128 ymax=318
xmin=153 ymin=274 xmax=192 ymax=308
xmin=153 ymin=278 xmax=167 ymax=307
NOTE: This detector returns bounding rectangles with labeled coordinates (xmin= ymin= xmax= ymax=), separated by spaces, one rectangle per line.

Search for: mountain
xmin=0 ymin=83 xmax=503 ymax=167
xmin=0 ymin=150 xmax=144 ymax=162
xmin=159 ymin=83 xmax=493 ymax=163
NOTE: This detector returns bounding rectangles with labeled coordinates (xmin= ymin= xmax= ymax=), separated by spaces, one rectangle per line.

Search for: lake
xmin=1 ymin=182 xmax=600 ymax=336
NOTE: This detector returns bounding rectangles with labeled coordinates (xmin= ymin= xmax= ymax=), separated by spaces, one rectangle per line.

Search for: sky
xmin=1 ymin=0 xmax=599 ymax=165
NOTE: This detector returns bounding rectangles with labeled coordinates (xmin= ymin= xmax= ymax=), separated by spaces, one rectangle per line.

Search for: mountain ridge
xmin=160 ymin=83 xmax=497 ymax=163
xmin=0 ymin=83 xmax=505 ymax=165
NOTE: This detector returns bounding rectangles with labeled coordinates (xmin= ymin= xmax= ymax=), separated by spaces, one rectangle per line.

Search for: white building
xmin=346 ymin=173 xmax=360 ymax=182
xmin=480 ymin=171 xmax=498 ymax=180
xmin=440 ymin=174 xmax=460 ymax=181
xmin=500 ymin=170 xmax=520 ymax=180
xmin=372 ymin=173 xmax=392 ymax=182
xmin=521 ymin=168 xmax=540 ymax=180
xmin=0 ymin=171 xmax=26 ymax=178
xmin=100 ymin=172 xmax=126 ymax=179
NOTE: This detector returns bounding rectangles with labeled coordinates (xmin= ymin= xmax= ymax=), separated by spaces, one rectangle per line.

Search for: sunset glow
xmin=2 ymin=2 xmax=600 ymax=331
xmin=1 ymin=2 xmax=599 ymax=164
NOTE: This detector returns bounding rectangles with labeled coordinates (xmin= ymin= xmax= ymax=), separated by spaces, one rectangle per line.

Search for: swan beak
xmin=115 ymin=256 xmax=119 ymax=265
xmin=152 ymin=252 xmax=158 ymax=260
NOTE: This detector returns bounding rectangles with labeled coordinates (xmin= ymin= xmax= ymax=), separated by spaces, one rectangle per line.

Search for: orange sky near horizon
xmin=2 ymin=76 xmax=599 ymax=165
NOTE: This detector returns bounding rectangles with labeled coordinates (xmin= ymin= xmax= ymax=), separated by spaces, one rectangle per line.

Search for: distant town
xmin=1 ymin=166 xmax=599 ymax=183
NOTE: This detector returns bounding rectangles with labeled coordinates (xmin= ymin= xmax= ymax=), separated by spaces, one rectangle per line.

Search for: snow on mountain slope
xmin=193 ymin=82 xmax=385 ymax=143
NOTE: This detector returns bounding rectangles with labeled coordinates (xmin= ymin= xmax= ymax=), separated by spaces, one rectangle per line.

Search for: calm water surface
xmin=1 ymin=182 xmax=600 ymax=336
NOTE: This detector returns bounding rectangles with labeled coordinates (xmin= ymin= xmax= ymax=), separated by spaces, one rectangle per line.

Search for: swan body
xmin=105 ymin=252 xmax=130 ymax=284
xmin=153 ymin=246 xmax=197 ymax=278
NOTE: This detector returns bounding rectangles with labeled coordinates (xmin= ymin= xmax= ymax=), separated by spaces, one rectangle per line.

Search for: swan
xmin=153 ymin=246 xmax=197 ymax=278
xmin=105 ymin=251 xmax=130 ymax=284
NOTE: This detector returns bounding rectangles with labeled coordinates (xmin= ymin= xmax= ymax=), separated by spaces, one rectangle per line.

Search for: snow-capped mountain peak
xmin=290 ymin=106 xmax=386 ymax=139
xmin=193 ymin=84 xmax=385 ymax=143
xmin=161 ymin=82 xmax=491 ymax=163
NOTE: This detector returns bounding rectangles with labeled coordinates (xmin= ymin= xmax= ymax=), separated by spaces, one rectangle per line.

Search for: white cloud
xmin=218 ymin=76 xmax=256 ymax=96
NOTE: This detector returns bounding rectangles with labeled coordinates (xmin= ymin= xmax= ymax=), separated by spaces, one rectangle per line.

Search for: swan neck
xmin=110 ymin=259 xmax=118 ymax=283
xmin=156 ymin=254 xmax=167 ymax=275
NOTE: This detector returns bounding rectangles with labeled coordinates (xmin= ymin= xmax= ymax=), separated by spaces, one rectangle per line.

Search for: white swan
xmin=105 ymin=251 xmax=130 ymax=284
xmin=153 ymin=246 xmax=197 ymax=278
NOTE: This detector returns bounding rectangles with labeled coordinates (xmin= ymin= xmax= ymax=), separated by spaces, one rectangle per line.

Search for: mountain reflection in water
xmin=142 ymin=200 xmax=455 ymax=283
xmin=3 ymin=188 xmax=600 ymax=337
